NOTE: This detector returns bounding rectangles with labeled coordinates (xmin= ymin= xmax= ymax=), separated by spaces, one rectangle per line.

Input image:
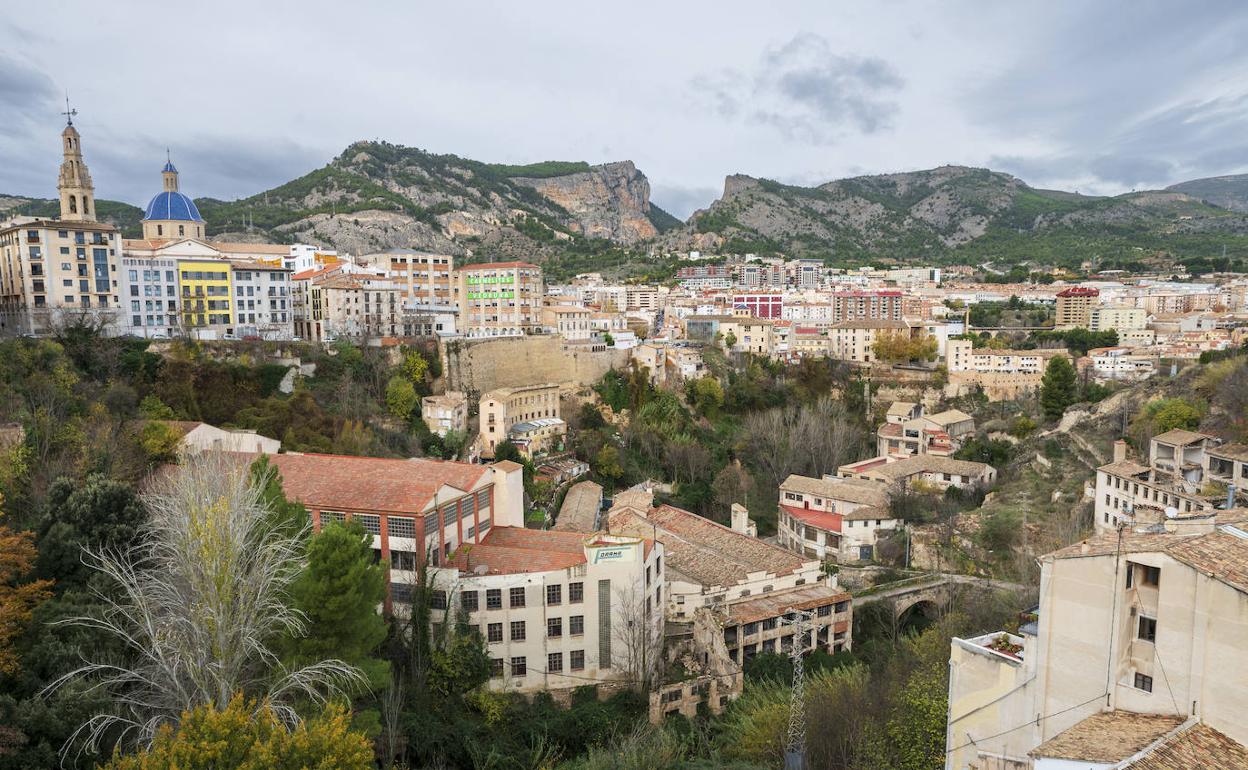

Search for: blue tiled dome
xmin=144 ymin=190 xmax=203 ymax=222
xmin=162 ymin=160 xmax=177 ymax=173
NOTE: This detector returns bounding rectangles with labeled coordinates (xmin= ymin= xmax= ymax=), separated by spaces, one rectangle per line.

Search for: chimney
xmin=731 ymin=503 xmax=756 ymax=537
xmin=1113 ymin=440 xmax=1128 ymax=463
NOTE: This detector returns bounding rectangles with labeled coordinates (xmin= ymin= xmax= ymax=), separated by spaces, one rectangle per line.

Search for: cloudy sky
xmin=4 ymin=1 xmax=1248 ymax=218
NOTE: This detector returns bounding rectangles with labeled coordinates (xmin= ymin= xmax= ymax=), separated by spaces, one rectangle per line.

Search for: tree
xmin=723 ymin=331 xmax=737 ymax=350
xmin=138 ymin=421 xmax=183 ymax=463
xmin=594 ymin=445 xmax=624 ymax=488
xmin=1141 ymin=397 xmax=1203 ymax=435
xmin=100 ymin=696 xmax=373 ymax=770
xmin=48 ymin=453 xmax=363 ymax=755
xmin=36 ymin=474 xmax=147 ymax=589
xmin=872 ymin=331 xmax=938 ymax=363
xmin=137 ymin=395 xmax=176 ymax=419
xmin=385 ymin=376 xmax=418 ymax=422
xmin=400 ymin=349 xmax=429 ymax=387
xmin=602 ymin=332 xmax=614 ymax=347
xmin=280 ymin=520 xmax=389 ymax=692
xmin=1039 ymin=355 xmax=1077 ymax=420
xmin=0 ymin=510 xmax=53 ymax=675
xmin=712 ymin=462 xmax=755 ymax=517
xmin=692 ymin=376 xmax=724 ymax=417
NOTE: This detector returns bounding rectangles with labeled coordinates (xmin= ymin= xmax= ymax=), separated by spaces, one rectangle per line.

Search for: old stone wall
xmin=442 ymin=335 xmax=630 ymax=400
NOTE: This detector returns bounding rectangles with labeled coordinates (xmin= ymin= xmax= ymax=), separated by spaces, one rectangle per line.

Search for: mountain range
xmin=6 ymin=141 xmax=1248 ymax=276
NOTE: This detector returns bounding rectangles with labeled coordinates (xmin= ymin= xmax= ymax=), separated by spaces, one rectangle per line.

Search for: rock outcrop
xmin=512 ymin=161 xmax=657 ymax=243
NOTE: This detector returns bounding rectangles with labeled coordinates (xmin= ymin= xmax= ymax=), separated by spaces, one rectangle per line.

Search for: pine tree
xmin=1040 ymin=355 xmax=1077 ymax=420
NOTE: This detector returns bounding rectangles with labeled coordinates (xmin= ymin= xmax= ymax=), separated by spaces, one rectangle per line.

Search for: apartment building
xmin=0 ymin=122 xmax=121 ymax=337
xmin=177 ymin=259 xmax=233 ymax=331
xmin=732 ymin=292 xmax=784 ymax=319
xmin=430 ymin=529 xmax=664 ymax=692
xmin=828 ymin=319 xmax=909 ymax=363
xmin=607 ymin=497 xmax=853 ymax=663
xmin=456 ymin=261 xmax=544 ymax=337
xmin=829 ymin=290 xmax=907 ymax=323
xmin=777 ymin=474 xmax=896 ymax=562
xmin=1055 ymin=286 xmax=1099 ymax=329
xmin=375 ymin=249 xmax=455 ymax=305
xmin=230 ymin=263 xmax=293 ymax=339
xmin=1089 ymin=305 xmax=1147 ymax=333
xmin=945 ymin=510 xmax=1248 ymax=769
xmin=119 ymin=256 xmax=179 ymax=337
xmin=421 ymin=391 xmax=468 ymax=437
xmin=479 ymin=383 xmax=563 ymax=457
xmin=1085 ymin=346 xmax=1159 ymax=382
xmin=290 ymin=263 xmax=344 ymax=341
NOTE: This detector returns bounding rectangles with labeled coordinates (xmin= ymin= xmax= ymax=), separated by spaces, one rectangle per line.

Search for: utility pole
xmin=780 ymin=608 xmax=813 ymax=770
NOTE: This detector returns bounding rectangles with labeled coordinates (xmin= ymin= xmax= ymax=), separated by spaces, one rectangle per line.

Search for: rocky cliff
xmin=512 ymin=161 xmax=658 ymax=243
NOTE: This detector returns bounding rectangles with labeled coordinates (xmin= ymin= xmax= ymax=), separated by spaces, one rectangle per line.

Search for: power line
xmin=946 ymin=691 xmax=1108 ymax=756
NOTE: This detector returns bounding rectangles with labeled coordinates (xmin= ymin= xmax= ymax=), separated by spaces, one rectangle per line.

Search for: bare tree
xmin=611 ymin=583 xmax=664 ymax=691
xmin=45 ymin=452 xmax=364 ymax=757
xmin=743 ymin=396 xmax=866 ymax=489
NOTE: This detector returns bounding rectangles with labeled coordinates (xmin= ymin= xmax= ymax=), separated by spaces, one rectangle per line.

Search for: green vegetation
xmin=1040 ymin=356 xmax=1078 ymax=420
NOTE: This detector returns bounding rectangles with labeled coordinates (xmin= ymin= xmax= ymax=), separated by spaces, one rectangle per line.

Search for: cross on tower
xmin=62 ymin=95 xmax=77 ymax=126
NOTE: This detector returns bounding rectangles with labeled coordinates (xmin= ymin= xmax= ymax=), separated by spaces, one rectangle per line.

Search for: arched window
xmin=178 ymin=225 xmax=184 ymax=236
xmin=157 ymin=224 xmax=163 ymax=236
xmin=82 ymin=197 xmax=90 ymax=215
xmin=69 ymin=195 xmax=77 ymax=214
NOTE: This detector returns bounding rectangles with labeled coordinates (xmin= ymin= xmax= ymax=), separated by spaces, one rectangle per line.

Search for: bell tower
xmin=57 ymin=101 xmax=95 ymax=222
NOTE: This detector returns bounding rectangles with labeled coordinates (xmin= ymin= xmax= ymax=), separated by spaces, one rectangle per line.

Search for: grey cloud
xmin=692 ymin=33 xmax=903 ymax=144
xmin=651 ymin=183 xmax=719 ymax=220
xmin=1086 ymin=156 xmax=1174 ymax=188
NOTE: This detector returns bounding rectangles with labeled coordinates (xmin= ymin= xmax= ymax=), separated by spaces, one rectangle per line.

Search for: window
xmin=547 ymin=652 xmax=563 ymax=673
xmin=817 ymin=604 xmax=832 ymax=617
xmin=547 ymin=617 xmax=562 ymax=638
xmin=835 ymin=601 xmax=849 ymax=613
xmin=1138 ymin=616 xmax=1157 ymax=643
xmin=389 ymin=516 xmax=415 ymax=539
xmin=320 ymin=510 xmax=345 ymax=526
xmin=1134 ymin=672 xmax=1154 ymax=692
xmin=1126 ymin=563 xmax=1134 ymax=588
xmin=569 ymin=649 xmax=585 ymax=670
xmin=510 ymin=586 xmax=526 ymax=608
xmin=391 ymin=583 xmax=412 ymax=602
xmin=462 ymin=590 xmax=479 ymax=612
xmin=510 ymin=656 xmax=526 ymax=677
xmin=1142 ymin=565 xmax=1160 ymax=587
xmin=569 ymin=582 xmax=584 ymax=603
xmin=509 ymin=620 xmax=526 ymax=641
xmin=570 ymin=615 xmax=584 ymax=635
xmin=487 ymin=623 xmax=503 ymax=643
xmin=354 ymin=513 xmax=380 ymax=535
xmin=486 ymin=589 xmax=502 ymax=610
xmin=390 ymin=550 xmax=416 ymax=571
xmin=491 ymin=658 xmax=504 ymax=678
xmin=431 ymin=590 xmax=447 ymax=610
xmin=547 ymin=584 xmax=562 ymax=605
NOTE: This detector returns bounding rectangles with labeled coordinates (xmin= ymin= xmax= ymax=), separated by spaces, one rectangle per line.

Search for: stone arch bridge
xmin=853 ymin=573 xmax=1032 ymax=620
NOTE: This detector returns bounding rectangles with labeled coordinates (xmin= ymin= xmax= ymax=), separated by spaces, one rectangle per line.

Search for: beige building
xmin=1089 ymin=305 xmax=1147 ymax=333
xmin=422 ymin=391 xmax=468 ymax=437
xmin=1055 ymin=287 xmax=1099 ymax=329
xmin=430 ymin=529 xmax=665 ymax=693
xmin=945 ymin=338 xmax=1066 ymax=400
xmin=543 ymin=304 xmax=594 ymax=341
xmin=945 ymin=510 xmax=1248 ymax=769
xmin=0 ymin=120 xmax=121 ymax=336
xmin=778 ymin=474 xmax=896 ymax=562
xmin=877 ymin=402 xmax=976 ymax=458
xmin=479 ymin=383 xmax=562 ymax=456
xmin=456 ymin=261 xmax=544 ymax=337
xmin=607 ymin=497 xmax=853 ymax=663
xmin=150 ymin=420 xmax=281 ymax=454
xmin=838 ymin=454 xmax=997 ymax=491
xmin=1093 ymin=433 xmax=1222 ymax=537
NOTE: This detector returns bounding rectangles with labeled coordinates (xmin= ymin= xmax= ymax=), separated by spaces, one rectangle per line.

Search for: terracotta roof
xmin=842 ymin=505 xmax=891 ymax=521
xmin=1125 ymin=722 xmax=1248 ymax=769
xmin=447 ymin=526 xmax=587 ymax=575
xmin=553 ymin=480 xmax=602 ymax=533
xmin=878 ymin=423 xmax=903 ymax=437
xmin=262 ymin=452 xmax=489 ymax=514
xmin=1099 ymin=459 xmax=1153 ymax=477
xmin=1031 ymin=711 xmax=1184 ymax=762
xmin=726 ymin=583 xmax=851 ymax=625
xmin=459 ymin=261 xmax=540 ymax=270
xmin=1207 ymin=442 xmax=1248 ymax=462
xmin=1152 ymin=429 xmax=1212 ymax=445
xmin=608 ymin=504 xmax=806 ymax=588
xmin=780 ymin=475 xmax=890 ymax=507
xmin=211 ymin=241 xmax=292 ymax=255
xmin=1045 ymin=524 xmax=1248 ymax=595
xmin=291 ymin=264 xmax=342 ymax=281
xmin=843 ymin=454 xmax=994 ymax=481
xmin=781 ymin=504 xmax=842 ymax=534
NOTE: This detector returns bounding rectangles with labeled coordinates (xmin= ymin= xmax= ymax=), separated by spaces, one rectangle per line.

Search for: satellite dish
xmin=1164 ymin=507 xmax=1179 ymax=519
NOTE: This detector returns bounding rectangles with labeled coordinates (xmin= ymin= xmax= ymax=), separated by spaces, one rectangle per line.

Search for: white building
xmin=230 ymin=262 xmax=293 ymax=339
xmin=431 ymin=529 xmax=665 ymax=692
